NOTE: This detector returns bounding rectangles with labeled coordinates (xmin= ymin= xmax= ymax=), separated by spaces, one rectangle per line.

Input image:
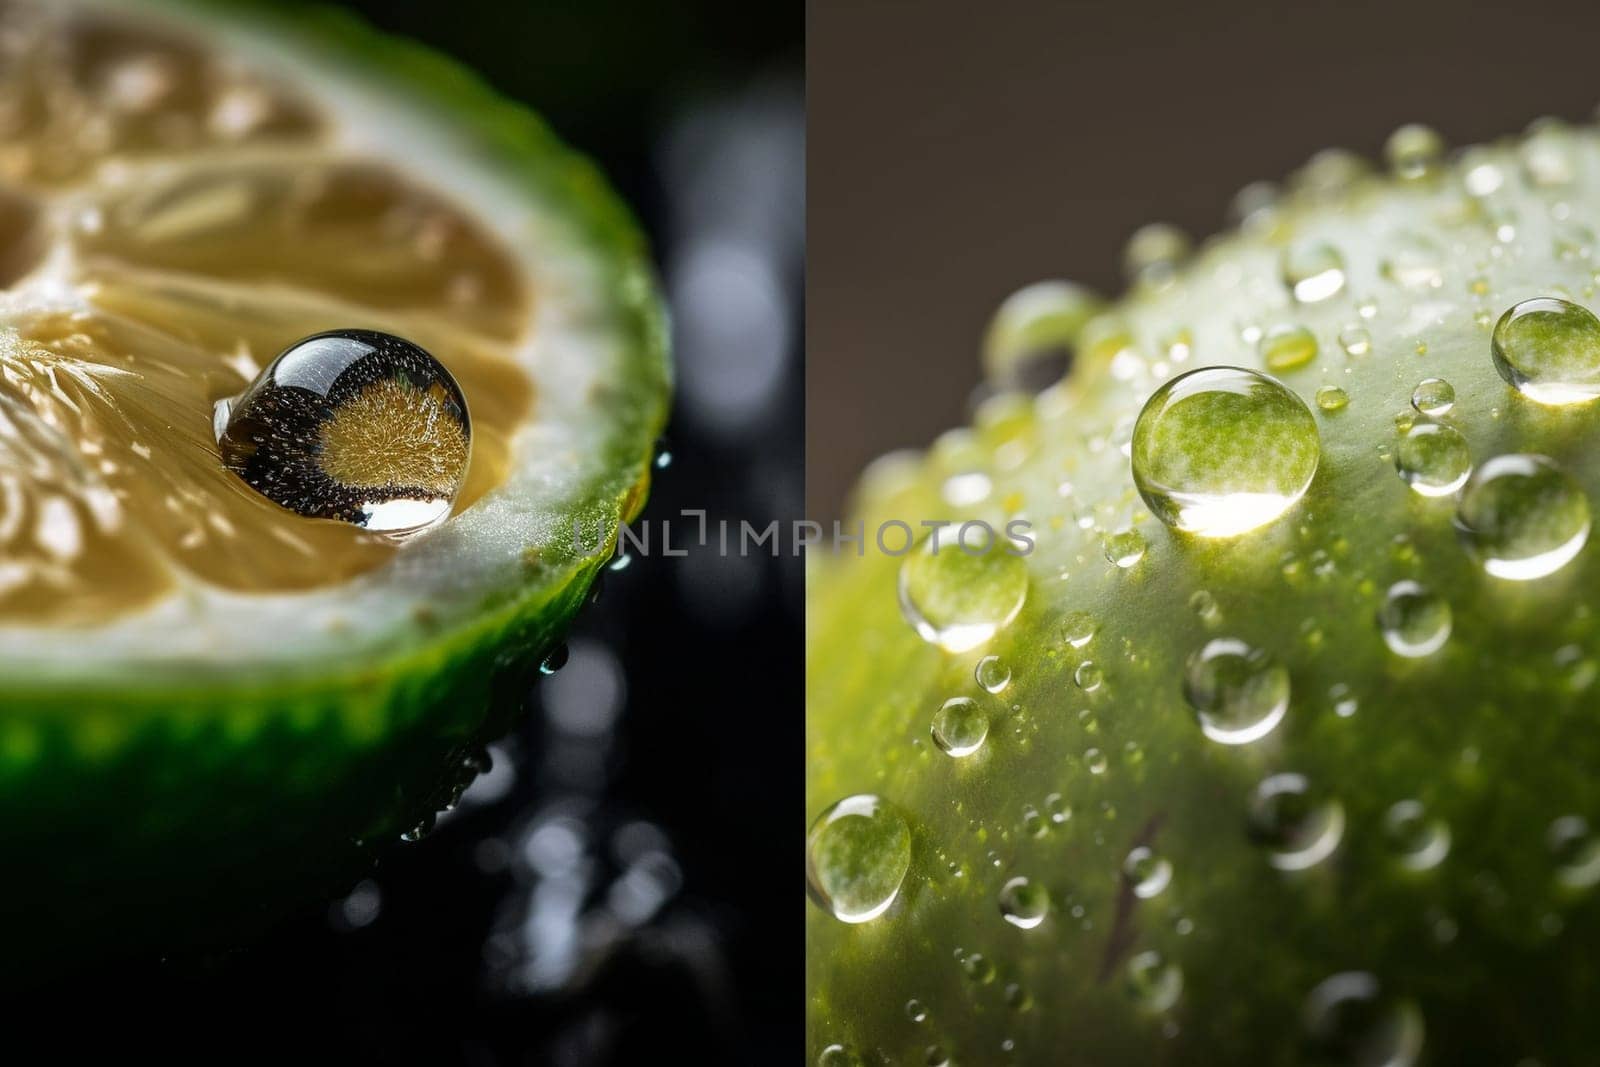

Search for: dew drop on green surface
xmin=1075 ymin=661 xmax=1104 ymax=692
xmin=1410 ymin=377 xmax=1455 ymax=416
xmin=1385 ymin=123 xmax=1445 ymax=180
xmin=1522 ymin=121 xmax=1578 ymax=187
xmin=982 ymin=280 xmax=1104 ymax=388
xmin=1548 ymin=815 xmax=1600 ymax=889
xmin=1124 ymin=222 xmax=1190 ymax=287
xmin=923 ymin=1045 xmax=951 ymax=1067
xmin=1248 ymin=772 xmax=1345 ymax=871
xmin=1085 ymin=747 xmax=1108 ymax=774
xmin=1383 ymin=799 xmax=1452 ymax=871
xmin=1123 ymin=845 xmax=1173 ymax=899
xmin=930 ymin=696 xmax=988 ymax=757
xmin=905 ymin=999 xmax=928 ymax=1024
xmin=998 ymin=875 xmax=1050 ymax=929
xmin=1339 ymin=325 xmax=1373 ymax=358
xmin=1378 ymin=581 xmax=1452 ymax=658
xmin=1103 ymin=528 xmax=1147 ymax=568
xmin=1045 ymin=792 xmax=1072 ymax=824
xmin=898 ymin=525 xmax=1028 ymax=653
xmin=817 ymin=1043 xmax=863 ymax=1067
xmin=1490 ymin=297 xmax=1600 ymax=405
xmin=975 ymin=655 xmax=1012 ymax=694
xmin=1126 ymin=951 xmax=1183 ymax=1013
xmin=1283 ymin=241 xmax=1347 ymax=303
xmin=1183 ymin=637 xmax=1289 ymax=745
xmin=1261 ymin=324 xmax=1320 ymax=373
xmin=961 ymin=950 xmax=996 ymax=984
xmin=805 ymin=794 xmax=912 ymax=924
xmin=1060 ymin=610 xmax=1098 ymax=649
xmin=1456 ymin=453 xmax=1591 ymax=580
xmin=1394 ymin=421 xmax=1472 ymax=497
xmin=1303 ymin=972 xmax=1424 ymax=1067
xmin=1131 ymin=367 xmax=1320 ymax=537
xmin=1316 ymin=385 xmax=1349 ymax=412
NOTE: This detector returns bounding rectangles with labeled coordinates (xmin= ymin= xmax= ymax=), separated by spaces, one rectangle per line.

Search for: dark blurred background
xmin=808 ymin=0 xmax=1600 ymax=520
xmin=40 ymin=1 xmax=800 ymax=1061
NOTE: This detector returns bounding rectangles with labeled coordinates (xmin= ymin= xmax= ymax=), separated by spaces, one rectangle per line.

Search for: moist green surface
xmin=808 ymin=125 xmax=1600 ymax=1064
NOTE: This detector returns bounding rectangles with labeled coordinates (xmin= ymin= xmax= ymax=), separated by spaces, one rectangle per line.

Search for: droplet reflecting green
xmin=899 ymin=525 xmax=1028 ymax=652
xmin=1184 ymin=637 xmax=1289 ymax=745
xmin=1456 ymin=454 xmax=1590 ymax=580
xmin=998 ymin=875 xmax=1050 ymax=929
xmin=806 ymin=795 xmax=912 ymax=923
xmin=931 ymin=696 xmax=988 ymax=757
xmin=1490 ymin=297 xmax=1600 ymax=405
xmin=1394 ymin=421 xmax=1472 ymax=497
xmin=1378 ymin=581 xmax=1452 ymax=657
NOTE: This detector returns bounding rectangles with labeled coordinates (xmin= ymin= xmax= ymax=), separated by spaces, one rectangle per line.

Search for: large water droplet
xmin=1303 ymin=972 xmax=1424 ymax=1067
xmin=1184 ymin=637 xmax=1290 ymax=745
xmin=1248 ymin=773 xmax=1345 ymax=870
xmin=806 ymin=795 xmax=912 ymax=923
xmin=1132 ymin=367 xmax=1320 ymax=537
xmin=1283 ymin=242 xmax=1347 ymax=303
xmin=1378 ymin=581 xmax=1452 ymax=657
xmin=998 ymin=875 xmax=1050 ymax=928
xmin=931 ymin=696 xmax=989 ymax=757
xmin=1491 ymin=297 xmax=1600 ymax=405
xmin=899 ymin=525 xmax=1028 ymax=652
xmin=1393 ymin=422 xmax=1472 ymax=497
xmin=1456 ymin=454 xmax=1590 ymax=580
xmin=216 ymin=330 xmax=471 ymax=536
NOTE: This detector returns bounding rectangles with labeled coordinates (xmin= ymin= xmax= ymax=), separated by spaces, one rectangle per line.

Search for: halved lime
xmin=0 ymin=0 xmax=668 ymax=967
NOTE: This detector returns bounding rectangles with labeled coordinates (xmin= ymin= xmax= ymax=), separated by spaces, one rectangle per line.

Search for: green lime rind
xmin=809 ymin=123 xmax=1600 ymax=1064
xmin=0 ymin=1 xmax=668 ymax=968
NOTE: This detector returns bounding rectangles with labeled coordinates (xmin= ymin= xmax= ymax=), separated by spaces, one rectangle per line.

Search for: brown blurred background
xmin=808 ymin=0 xmax=1600 ymax=520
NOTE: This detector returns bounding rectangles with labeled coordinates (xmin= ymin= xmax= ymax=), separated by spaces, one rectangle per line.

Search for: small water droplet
xmin=1124 ymin=223 xmax=1190 ymax=287
xmin=983 ymin=280 xmax=1103 ymax=388
xmin=1189 ymin=589 xmax=1220 ymax=622
xmin=1383 ymin=800 xmax=1451 ymax=871
xmin=1184 ymin=637 xmax=1289 ymax=745
xmin=931 ymin=696 xmax=988 ymax=757
xmin=539 ymin=644 xmax=569 ymax=675
xmin=1123 ymin=845 xmax=1173 ymax=898
xmin=1126 ymin=951 xmax=1183 ymax=1013
xmin=1060 ymin=610 xmax=1098 ymax=648
xmin=817 ymin=1044 xmax=862 ymax=1067
xmin=1248 ymin=773 xmax=1345 ymax=870
xmin=1522 ymin=121 xmax=1578 ymax=187
xmin=1085 ymin=747 xmax=1108 ymax=774
xmin=1491 ymin=297 xmax=1600 ymax=405
xmin=998 ymin=875 xmax=1050 ymax=928
xmin=899 ymin=525 xmax=1029 ymax=653
xmin=1045 ymin=792 xmax=1072 ymax=824
xmin=1303 ymin=972 xmax=1424 ymax=1067
xmin=1456 ymin=453 xmax=1590 ymax=580
xmin=1075 ymin=661 xmax=1104 ymax=692
xmin=976 ymin=655 xmax=1012 ymax=693
xmin=1378 ymin=581 xmax=1452 ymax=657
xmin=1394 ymin=422 xmax=1472 ymax=497
xmin=905 ymin=999 xmax=929 ymax=1023
xmin=1104 ymin=528 xmax=1147 ymax=568
xmin=1549 ymin=815 xmax=1600 ymax=889
xmin=1132 ymin=367 xmax=1320 ymax=537
xmin=1339 ymin=325 xmax=1373 ymax=357
xmin=1316 ymin=385 xmax=1350 ymax=412
xmin=1261 ymin=324 xmax=1320 ymax=373
xmin=1283 ymin=242 xmax=1347 ymax=303
xmin=1385 ymin=123 xmax=1445 ymax=180
xmin=961 ymin=951 xmax=996 ymax=983
xmin=1410 ymin=378 xmax=1455 ymax=416
xmin=805 ymin=795 xmax=912 ymax=923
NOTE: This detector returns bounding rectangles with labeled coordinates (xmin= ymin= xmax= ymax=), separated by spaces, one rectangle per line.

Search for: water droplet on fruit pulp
xmin=1303 ymin=972 xmax=1424 ymax=1067
xmin=1075 ymin=661 xmax=1104 ymax=692
xmin=1283 ymin=242 xmax=1347 ymax=303
xmin=1456 ymin=454 xmax=1590 ymax=580
xmin=931 ymin=696 xmax=988 ymax=757
xmin=805 ymin=795 xmax=912 ymax=923
xmin=215 ymin=330 xmax=471 ymax=536
xmin=1248 ymin=773 xmax=1345 ymax=870
xmin=1123 ymin=846 xmax=1173 ymax=898
xmin=1490 ymin=297 xmax=1600 ymax=405
xmin=1383 ymin=800 xmax=1452 ymax=871
xmin=1378 ymin=581 xmax=1452 ymax=657
xmin=1103 ymin=528 xmax=1147 ymax=568
xmin=1410 ymin=378 xmax=1455 ymax=416
xmin=998 ymin=875 xmax=1050 ymax=928
xmin=1184 ymin=637 xmax=1289 ymax=745
xmin=1261 ymin=324 xmax=1320 ymax=373
xmin=983 ymin=280 xmax=1103 ymax=388
xmin=975 ymin=655 xmax=1012 ymax=693
xmin=1394 ymin=421 xmax=1472 ymax=497
xmin=898 ymin=525 xmax=1028 ymax=653
xmin=1131 ymin=367 xmax=1320 ymax=537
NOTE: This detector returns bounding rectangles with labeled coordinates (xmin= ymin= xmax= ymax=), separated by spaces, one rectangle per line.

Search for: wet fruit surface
xmin=809 ymin=118 xmax=1600 ymax=1064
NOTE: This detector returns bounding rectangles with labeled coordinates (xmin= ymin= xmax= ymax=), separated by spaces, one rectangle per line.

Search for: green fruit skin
xmin=809 ymin=128 xmax=1600 ymax=1064
xmin=0 ymin=0 xmax=669 ymax=977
